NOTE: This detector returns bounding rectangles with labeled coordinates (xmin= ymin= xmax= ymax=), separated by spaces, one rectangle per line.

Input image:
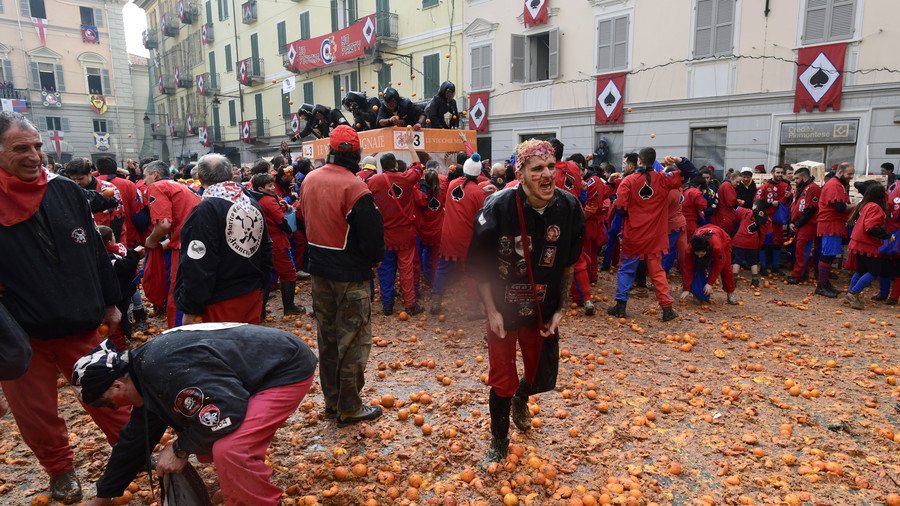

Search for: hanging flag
xmin=595 ymin=73 xmax=626 ymax=125
xmin=289 ymin=112 xmax=301 ymax=134
xmin=32 ymin=17 xmax=48 ymax=46
xmin=174 ymin=66 xmax=182 ymax=85
xmin=89 ymin=94 xmax=108 ymax=115
xmin=186 ymin=113 xmax=194 ymax=135
xmin=42 ymin=90 xmax=62 ymax=108
xmin=197 ymin=74 xmax=205 ymax=95
xmin=93 ymin=131 xmax=110 ymax=152
xmin=177 ymin=0 xmax=187 ymax=22
xmin=81 ymin=24 xmax=99 ymax=44
xmin=282 ymin=76 xmax=296 ymax=94
xmin=241 ymin=120 xmax=252 ymax=143
xmin=238 ymin=59 xmax=250 ymax=85
xmin=198 ymin=126 xmax=210 ymax=147
xmin=48 ymin=130 xmax=64 ymax=159
xmin=523 ymin=0 xmax=548 ymax=27
xmin=201 ymin=24 xmax=209 ymax=44
xmin=468 ymin=92 xmax=489 ymax=132
xmin=1 ymin=99 xmax=28 ymax=113
xmin=284 ymin=15 xmax=376 ymax=72
xmin=795 ymin=42 xmax=847 ymax=113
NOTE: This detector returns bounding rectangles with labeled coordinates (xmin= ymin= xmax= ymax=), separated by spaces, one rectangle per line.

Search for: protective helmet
xmin=438 ymin=81 xmax=455 ymax=98
xmin=382 ymin=86 xmax=399 ymax=103
xmin=297 ymin=103 xmax=315 ymax=119
xmin=342 ymin=91 xmax=367 ymax=111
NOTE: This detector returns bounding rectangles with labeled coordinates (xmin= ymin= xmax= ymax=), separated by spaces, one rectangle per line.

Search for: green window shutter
xmin=254 ymin=93 xmax=263 ymax=121
xmin=228 ymin=99 xmax=236 ymax=126
xmin=282 ymin=92 xmax=291 ymax=118
xmin=348 ymin=0 xmax=357 ymax=24
xmin=303 ymin=81 xmax=313 ymax=103
xmin=333 ymin=74 xmax=342 ymax=109
xmin=277 ymin=21 xmax=286 ymax=54
xmin=423 ymin=53 xmax=439 ymax=97
xmin=212 ymin=107 xmax=221 ymax=139
xmin=300 ymin=11 xmax=310 ymax=39
xmin=250 ymin=33 xmax=259 ymax=60
xmin=378 ymin=64 xmax=391 ymax=91
xmin=205 ymin=0 xmax=212 ymax=23
xmin=423 ymin=0 xmax=438 ymax=8
xmin=350 ymin=70 xmax=358 ymax=91
xmin=224 ymin=44 xmax=232 ymax=72
xmin=208 ymin=51 xmax=217 ymax=88
xmin=330 ymin=0 xmax=338 ymax=32
xmin=222 ymin=0 xmax=228 ymax=19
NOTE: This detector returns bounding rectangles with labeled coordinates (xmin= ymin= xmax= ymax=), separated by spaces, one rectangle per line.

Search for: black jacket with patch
xmin=95 ymin=324 xmax=318 ymax=498
xmin=0 ymin=175 xmax=120 ymax=339
xmin=377 ymin=97 xmax=424 ymax=127
xmin=174 ymin=196 xmax=273 ymax=315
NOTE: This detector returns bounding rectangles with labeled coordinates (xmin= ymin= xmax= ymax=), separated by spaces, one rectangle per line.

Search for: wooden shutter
xmin=470 ymin=46 xmax=482 ymax=89
xmin=61 ymin=117 xmax=69 ymax=131
xmin=694 ymin=0 xmax=713 ymax=57
xmin=303 ymin=81 xmax=313 ymax=103
xmin=101 ymin=69 xmax=110 ymax=95
xmin=829 ymin=0 xmax=855 ymax=40
xmin=377 ymin=65 xmax=391 ymax=91
xmin=224 ymin=44 xmax=232 ymax=72
xmin=300 ymin=11 xmax=310 ymax=39
xmin=254 ymin=93 xmax=263 ymax=121
xmin=222 ymin=0 xmax=228 ymax=20
xmin=333 ymin=74 xmax=341 ymax=108
xmin=277 ymin=21 xmax=286 ymax=53
xmin=29 ymin=61 xmax=39 ymax=89
xmin=208 ymin=51 xmax=217 ymax=88
xmin=2 ymin=60 xmax=13 ymax=83
xmin=282 ymin=92 xmax=291 ymax=118
xmin=482 ymin=45 xmax=492 ymax=88
xmin=511 ymin=34 xmax=526 ymax=83
xmin=612 ymin=17 xmax=628 ymax=69
xmin=19 ymin=0 xmax=29 ymax=18
xmin=330 ymin=0 xmax=338 ymax=32
xmin=54 ymin=63 xmax=65 ymax=91
xmin=205 ymin=0 xmax=212 ymax=23
xmin=713 ymin=0 xmax=734 ymax=55
xmin=106 ymin=120 xmax=114 ymax=133
xmin=212 ymin=107 xmax=221 ymax=137
xmin=228 ymin=99 xmax=236 ymax=126
xmin=351 ymin=70 xmax=358 ymax=90
xmin=423 ymin=53 xmax=439 ymax=96
xmin=94 ymin=7 xmax=103 ymax=27
xmin=348 ymin=0 xmax=357 ymax=24
xmin=803 ymin=0 xmax=828 ymax=43
xmin=548 ymin=28 xmax=560 ymax=80
xmin=596 ymin=18 xmax=613 ymax=71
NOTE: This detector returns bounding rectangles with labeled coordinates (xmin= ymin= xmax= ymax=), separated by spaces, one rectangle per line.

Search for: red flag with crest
xmin=523 ymin=0 xmax=548 ymax=27
xmin=595 ymin=73 xmax=626 ymax=125
xmin=794 ymin=42 xmax=847 ymax=113
xmin=468 ymin=92 xmax=489 ymax=133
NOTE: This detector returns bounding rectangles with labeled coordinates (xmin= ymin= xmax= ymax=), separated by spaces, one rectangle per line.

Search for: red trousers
xmin=487 ymin=325 xmax=544 ymax=398
xmin=211 ymin=376 xmax=313 ymax=505
xmin=273 ymin=247 xmax=298 ymax=282
xmin=0 ymin=330 xmax=131 ymax=476
xmin=792 ymin=226 xmax=816 ymax=278
xmin=646 ymin=253 xmax=673 ymax=307
xmin=570 ymin=252 xmax=592 ymax=303
xmin=202 ymin=289 xmax=263 ymax=324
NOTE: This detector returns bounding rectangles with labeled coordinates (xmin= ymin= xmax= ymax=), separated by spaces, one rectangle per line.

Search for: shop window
xmin=690 ymin=127 xmax=727 ymax=176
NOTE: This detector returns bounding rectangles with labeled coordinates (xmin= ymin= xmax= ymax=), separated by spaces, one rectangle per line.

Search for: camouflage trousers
xmin=311 ymin=276 xmax=373 ymax=414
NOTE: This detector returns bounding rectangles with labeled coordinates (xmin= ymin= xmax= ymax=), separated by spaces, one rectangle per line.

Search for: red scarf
xmin=0 ymin=167 xmax=48 ymax=226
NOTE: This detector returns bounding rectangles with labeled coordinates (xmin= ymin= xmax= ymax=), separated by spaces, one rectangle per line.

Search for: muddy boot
xmin=49 ymin=471 xmax=82 ymax=504
xmin=337 ymin=405 xmax=383 ymax=427
xmin=815 ymin=283 xmax=839 ymax=298
xmin=510 ymin=395 xmax=531 ymax=432
xmin=429 ymin=294 xmax=443 ymax=315
xmin=281 ymin=282 xmax=305 ymax=316
xmin=846 ymin=292 xmax=864 ymax=310
xmin=405 ymin=302 xmax=424 ymax=316
xmin=482 ymin=437 xmax=509 ymax=469
xmin=661 ymin=306 xmax=678 ymax=322
xmin=584 ymin=300 xmax=596 ymax=316
xmin=726 ymin=292 xmax=738 ymax=305
xmin=750 ymin=275 xmax=760 ymax=287
xmin=132 ymin=308 xmax=149 ymax=333
xmin=606 ymin=300 xmax=627 ymax=318
xmin=787 ymin=277 xmax=801 ymax=285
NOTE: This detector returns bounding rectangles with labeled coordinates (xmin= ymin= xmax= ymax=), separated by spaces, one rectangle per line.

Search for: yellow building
xmin=138 ymin=0 xmax=464 ymax=165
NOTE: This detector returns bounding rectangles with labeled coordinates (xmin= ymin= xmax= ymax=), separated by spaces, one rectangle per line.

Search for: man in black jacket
xmin=292 ymin=103 xmax=350 ymax=140
xmin=420 ymin=80 xmax=459 ymax=129
xmin=377 ymin=86 xmax=423 ymax=129
xmin=174 ymin=154 xmax=273 ymax=324
xmin=300 ymin=126 xmax=386 ymax=426
xmin=342 ymin=91 xmax=381 ymax=131
xmin=735 ymin=167 xmax=757 ymax=209
xmin=0 ymin=111 xmax=130 ymax=504
xmin=72 ymin=324 xmax=318 ymax=506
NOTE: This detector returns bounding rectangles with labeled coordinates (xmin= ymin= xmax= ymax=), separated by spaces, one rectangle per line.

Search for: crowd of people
xmin=1 ymin=100 xmax=899 ymax=505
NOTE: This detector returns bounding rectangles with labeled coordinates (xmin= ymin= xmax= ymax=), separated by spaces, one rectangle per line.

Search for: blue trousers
xmin=662 ymin=230 xmax=681 ymax=273
xmin=417 ymin=239 xmax=438 ymax=286
xmin=615 ymin=256 xmax=640 ymax=302
xmin=432 ymin=257 xmax=460 ymax=295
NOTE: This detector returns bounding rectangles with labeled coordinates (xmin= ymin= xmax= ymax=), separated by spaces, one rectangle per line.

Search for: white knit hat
xmin=463 ymin=153 xmax=482 ymax=177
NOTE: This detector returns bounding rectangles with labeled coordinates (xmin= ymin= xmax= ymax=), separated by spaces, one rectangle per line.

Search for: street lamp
xmin=373 ymin=50 xmax=413 ymax=72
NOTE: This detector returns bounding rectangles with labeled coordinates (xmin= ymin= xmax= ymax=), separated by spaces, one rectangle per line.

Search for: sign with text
xmin=780 ymin=120 xmax=858 ymax=145
xmin=284 ymin=15 xmax=376 ymax=73
xmin=301 ymin=127 xmax=477 ymax=160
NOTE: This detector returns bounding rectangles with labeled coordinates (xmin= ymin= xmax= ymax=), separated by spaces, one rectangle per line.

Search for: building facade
xmin=0 ymin=0 xmax=144 ymax=164
xmin=463 ymin=0 xmax=900 ymax=174
xmin=138 ymin=0 xmax=464 ymax=166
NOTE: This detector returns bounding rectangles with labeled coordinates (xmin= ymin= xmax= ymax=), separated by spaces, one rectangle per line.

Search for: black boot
xmin=132 ymin=307 xmax=148 ymax=333
xmin=750 ymin=275 xmax=760 ymax=287
xmin=815 ymin=283 xmax=839 ymax=298
xmin=281 ymin=282 xmax=305 ymax=315
xmin=429 ymin=294 xmax=443 ymax=315
xmin=511 ymin=380 xmax=532 ymax=432
xmin=49 ymin=471 xmax=82 ymax=504
xmin=661 ymin=306 xmax=678 ymax=322
xmin=483 ymin=390 xmax=511 ymax=468
xmin=606 ymin=300 xmax=627 ymax=317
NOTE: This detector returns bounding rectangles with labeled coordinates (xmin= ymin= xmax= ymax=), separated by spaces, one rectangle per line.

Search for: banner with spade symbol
xmin=241 ymin=120 xmax=252 ymax=143
xmin=794 ymin=42 xmax=846 ymax=113
xmin=468 ymin=92 xmax=489 ymax=132
xmin=595 ymin=73 xmax=626 ymax=125
xmin=523 ymin=0 xmax=548 ymax=28
xmin=283 ymin=14 xmax=375 ymax=73
xmin=198 ymin=126 xmax=210 ymax=147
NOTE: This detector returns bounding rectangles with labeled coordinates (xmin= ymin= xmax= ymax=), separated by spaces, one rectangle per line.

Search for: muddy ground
xmin=1 ymin=269 xmax=898 ymax=506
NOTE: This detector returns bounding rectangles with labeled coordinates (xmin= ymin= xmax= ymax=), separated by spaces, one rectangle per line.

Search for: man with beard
xmin=65 ymin=158 xmax=127 ymax=237
xmin=735 ymin=167 xmax=757 ymax=209
xmin=815 ymin=162 xmax=854 ymax=297
xmin=420 ymin=81 xmax=460 ymax=129
xmin=607 ymin=149 xmax=697 ymax=321
xmin=680 ymin=224 xmax=738 ymax=305
xmin=342 ymin=91 xmax=380 ymax=131
xmin=756 ymin=166 xmax=793 ymax=275
xmin=788 ymin=167 xmax=821 ymax=284
xmin=377 ymin=87 xmax=424 ymax=129
xmin=468 ymin=138 xmax=584 ymax=466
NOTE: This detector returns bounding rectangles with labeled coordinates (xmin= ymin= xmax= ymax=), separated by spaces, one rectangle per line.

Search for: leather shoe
xmin=49 ymin=471 xmax=82 ymax=504
xmin=338 ymin=405 xmax=383 ymax=427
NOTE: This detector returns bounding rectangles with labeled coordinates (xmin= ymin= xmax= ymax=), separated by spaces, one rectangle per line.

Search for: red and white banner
xmin=795 ymin=42 xmax=847 ymax=113
xmin=201 ymin=24 xmax=210 ymax=44
xmin=289 ymin=112 xmax=301 ymax=134
xmin=595 ymin=72 xmax=626 ymax=125
xmin=198 ymin=126 xmax=209 ymax=147
xmin=197 ymin=74 xmax=205 ymax=95
xmin=186 ymin=113 xmax=194 ymax=135
xmin=284 ymin=14 xmax=376 ymax=73
xmin=32 ymin=17 xmax=48 ymax=46
xmin=524 ymin=0 xmax=548 ymax=27
xmin=241 ymin=120 xmax=252 ymax=143
xmin=48 ymin=130 xmax=63 ymax=159
xmin=468 ymin=92 xmax=489 ymax=132
xmin=237 ymin=58 xmax=250 ymax=85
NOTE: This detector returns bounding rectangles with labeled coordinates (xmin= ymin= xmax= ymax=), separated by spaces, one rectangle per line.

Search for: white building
xmin=462 ymin=0 xmax=900 ymax=174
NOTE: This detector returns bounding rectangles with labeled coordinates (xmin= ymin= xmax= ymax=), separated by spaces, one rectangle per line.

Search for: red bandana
xmin=0 ymin=167 xmax=48 ymax=226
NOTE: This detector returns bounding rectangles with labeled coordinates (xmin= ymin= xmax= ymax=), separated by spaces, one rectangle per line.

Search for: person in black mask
xmin=420 ymin=81 xmax=459 ymax=129
xmin=376 ymin=86 xmax=423 ymax=129
xmin=292 ymin=104 xmax=350 ymax=140
xmin=342 ymin=91 xmax=381 ymax=132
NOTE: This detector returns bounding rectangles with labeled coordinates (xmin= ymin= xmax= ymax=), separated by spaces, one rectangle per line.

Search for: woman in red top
xmin=844 ymin=184 xmax=892 ymax=309
xmin=252 ymin=173 xmax=303 ymax=317
xmin=731 ymin=200 xmax=770 ymax=287
xmin=416 ymin=163 xmax=448 ymax=286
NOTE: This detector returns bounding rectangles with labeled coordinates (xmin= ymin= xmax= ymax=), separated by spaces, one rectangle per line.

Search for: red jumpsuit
xmin=683 ymin=224 xmax=735 ymax=294
xmin=681 ymin=187 xmax=708 ymax=238
xmin=756 ymin=179 xmax=792 ymax=245
xmin=790 ymin=179 xmax=821 ymax=278
xmin=582 ymin=175 xmax=609 ymax=282
xmin=99 ymin=174 xmax=141 ymax=247
xmin=415 ymin=175 xmax=448 ymax=282
xmin=259 ymin=194 xmax=297 ymax=282
xmin=712 ymin=181 xmax=738 ymax=235
xmin=554 ymin=160 xmax=583 ymax=199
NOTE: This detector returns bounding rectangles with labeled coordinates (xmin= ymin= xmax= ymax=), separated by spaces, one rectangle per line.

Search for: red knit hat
xmin=329 ymin=125 xmax=360 ymax=152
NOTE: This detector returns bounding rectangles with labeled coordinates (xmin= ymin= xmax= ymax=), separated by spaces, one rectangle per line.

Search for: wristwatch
xmin=172 ymin=439 xmax=189 ymax=459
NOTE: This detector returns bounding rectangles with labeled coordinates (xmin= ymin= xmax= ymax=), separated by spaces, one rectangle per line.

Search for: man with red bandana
xmin=367 ymin=139 xmax=426 ymax=315
xmin=607 ymin=148 xmax=697 ymax=321
xmin=679 ymin=224 xmax=738 ymax=305
xmin=756 ymin=166 xmax=793 ymax=275
xmin=0 ymin=111 xmax=131 ymax=503
xmin=815 ymin=163 xmax=854 ymax=298
xmin=788 ymin=167 xmax=821 ymax=284
xmin=142 ymin=160 xmax=201 ymax=327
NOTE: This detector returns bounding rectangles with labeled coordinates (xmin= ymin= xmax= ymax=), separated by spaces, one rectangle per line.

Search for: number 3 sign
xmin=393 ymin=130 xmax=424 ymax=150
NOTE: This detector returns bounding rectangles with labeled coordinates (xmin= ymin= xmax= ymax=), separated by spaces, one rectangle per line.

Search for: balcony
xmin=248 ymin=118 xmax=269 ymax=140
xmin=237 ymin=57 xmax=264 ymax=86
xmin=175 ymin=67 xmax=193 ymax=88
xmin=142 ymin=30 xmax=158 ymax=49
xmin=201 ymin=23 xmax=214 ymax=44
xmin=157 ymin=74 xmax=176 ymax=95
xmin=178 ymin=0 xmax=199 ymax=24
xmin=210 ymin=125 xmax=223 ymax=142
xmin=170 ymin=118 xmax=186 ymax=138
xmin=240 ymin=0 xmax=257 ymax=24
xmin=151 ymin=126 xmax=167 ymax=139
xmin=161 ymin=13 xmax=180 ymax=37
xmin=376 ymin=12 xmax=399 ymax=47
xmin=197 ymin=72 xmax=220 ymax=96
xmin=0 ymin=82 xmax=27 ymax=100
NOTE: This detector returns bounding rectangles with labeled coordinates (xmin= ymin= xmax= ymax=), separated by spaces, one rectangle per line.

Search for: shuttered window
xmin=377 ymin=65 xmax=391 ymax=92
xmin=803 ymin=0 xmax=856 ymax=44
xmin=299 ymin=11 xmax=310 ymax=39
xmin=470 ymin=44 xmax=492 ymax=90
xmin=228 ymin=99 xmax=236 ymax=126
xmin=511 ymin=29 xmax=559 ymax=83
xmin=276 ymin=21 xmax=287 ymax=54
xmin=597 ymin=15 xmax=629 ymax=72
xmin=302 ymin=81 xmax=313 ymax=104
xmin=224 ymin=44 xmax=232 ymax=72
xmin=423 ymin=53 xmax=440 ymax=97
xmin=282 ymin=92 xmax=291 ymax=118
xmin=694 ymin=0 xmax=734 ymax=58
